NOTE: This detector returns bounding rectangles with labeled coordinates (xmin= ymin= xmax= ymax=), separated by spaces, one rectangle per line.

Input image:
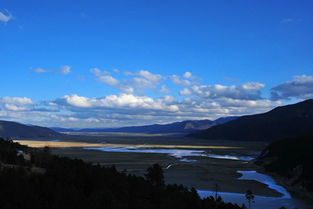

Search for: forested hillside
xmin=256 ymin=133 xmax=313 ymax=194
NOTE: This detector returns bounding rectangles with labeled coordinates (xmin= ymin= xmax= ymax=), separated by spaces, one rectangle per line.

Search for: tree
xmin=245 ymin=190 xmax=254 ymax=209
xmin=214 ymin=183 xmax=219 ymax=200
xmin=145 ymin=163 xmax=164 ymax=187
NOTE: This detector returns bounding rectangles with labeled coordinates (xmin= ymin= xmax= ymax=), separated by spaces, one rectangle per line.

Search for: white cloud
xmin=170 ymin=75 xmax=191 ymax=86
xmin=186 ymin=82 xmax=265 ymax=100
xmin=0 ymin=10 xmax=12 ymax=23
xmin=159 ymin=85 xmax=170 ymax=94
xmin=34 ymin=68 xmax=46 ymax=73
xmin=34 ymin=65 xmax=71 ymax=75
xmin=91 ymin=69 xmax=162 ymax=93
xmin=183 ymin=72 xmax=193 ymax=79
xmin=90 ymin=68 xmax=110 ymax=76
xmin=2 ymin=70 xmax=300 ymax=128
xmin=58 ymin=93 xmax=179 ymax=112
xmin=59 ymin=65 xmax=71 ymax=74
xmin=132 ymin=70 xmax=162 ymax=88
xmin=242 ymin=82 xmax=265 ymax=90
xmin=3 ymin=104 xmax=27 ymax=111
xmin=138 ymin=70 xmax=162 ymax=83
xmin=62 ymin=94 xmax=94 ymax=108
xmin=0 ymin=96 xmax=33 ymax=105
xmin=179 ymin=88 xmax=192 ymax=95
xmin=271 ymin=75 xmax=313 ymax=100
xmin=98 ymin=75 xmax=120 ymax=86
xmin=0 ymin=91 xmax=280 ymax=128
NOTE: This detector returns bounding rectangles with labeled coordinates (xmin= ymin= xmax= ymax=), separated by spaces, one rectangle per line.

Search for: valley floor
xmin=15 ymin=134 xmax=313 ymax=208
xmin=16 ymin=134 xmax=275 ymax=196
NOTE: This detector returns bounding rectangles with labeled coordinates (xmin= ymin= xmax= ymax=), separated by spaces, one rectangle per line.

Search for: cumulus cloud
xmin=0 ymin=96 xmax=33 ymax=105
xmin=0 ymin=10 xmax=12 ymax=23
xmin=98 ymin=75 xmax=120 ymax=86
xmin=271 ymin=75 xmax=313 ymax=100
xmin=179 ymin=88 xmax=192 ymax=95
xmin=125 ymin=70 xmax=162 ymax=89
xmin=1 ymin=70 xmax=295 ymax=128
xmin=3 ymin=104 xmax=28 ymax=111
xmin=34 ymin=65 xmax=71 ymax=75
xmin=91 ymin=69 xmax=162 ymax=93
xmin=0 ymin=91 xmax=280 ymax=128
xmin=170 ymin=75 xmax=192 ymax=86
xmin=183 ymin=82 xmax=265 ymax=100
xmin=158 ymin=85 xmax=170 ymax=94
xmin=183 ymin=72 xmax=193 ymax=79
xmin=61 ymin=95 xmax=94 ymax=108
xmin=56 ymin=93 xmax=179 ymax=112
xmin=0 ymin=97 xmax=33 ymax=112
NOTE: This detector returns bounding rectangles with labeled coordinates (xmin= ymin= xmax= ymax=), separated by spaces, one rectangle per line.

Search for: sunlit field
xmin=14 ymin=140 xmax=242 ymax=149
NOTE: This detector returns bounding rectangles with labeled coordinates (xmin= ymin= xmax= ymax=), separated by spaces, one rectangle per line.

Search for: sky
xmin=0 ymin=0 xmax=313 ymax=128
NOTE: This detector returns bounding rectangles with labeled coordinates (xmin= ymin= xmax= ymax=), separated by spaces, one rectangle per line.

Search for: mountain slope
xmin=51 ymin=117 xmax=238 ymax=134
xmin=0 ymin=120 xmax=62 ymax=138
xmin=189 ymin=99 xmax=313 ymax=141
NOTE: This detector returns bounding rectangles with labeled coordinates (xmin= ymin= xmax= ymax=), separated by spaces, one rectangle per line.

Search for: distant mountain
xmin=0 ymin=120 xmax=62 ymax=139
xmin=189 ymin=99 xmax=313 ymax=141
xmin=255 ymin=133 xmax=313 ymax=195
xmin=51 ymin=117 xmax=238 ymax=134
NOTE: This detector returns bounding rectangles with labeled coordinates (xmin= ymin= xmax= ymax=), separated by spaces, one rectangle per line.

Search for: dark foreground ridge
xmin=256 ymin=132 xmax=313 ymax=198
xmin=189 ymin=99 xmax=313 ymax=141
xmin=0 ymin=138 xmax=244 ymax=209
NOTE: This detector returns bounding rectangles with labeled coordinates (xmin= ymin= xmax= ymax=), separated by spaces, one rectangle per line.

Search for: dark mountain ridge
xmin=0 ymin=120 xmax=62 ymax=138
xmin=189 ymin=99 xmax=313 ymax=141
xmin=51 ymin=116 xmax=238 ymax=134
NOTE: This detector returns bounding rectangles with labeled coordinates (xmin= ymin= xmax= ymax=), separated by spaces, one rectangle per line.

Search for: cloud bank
xmin=0 ymin=71 xmax=312 ymax=128
xmin=271 ymin=75 xmax=313 ymax=100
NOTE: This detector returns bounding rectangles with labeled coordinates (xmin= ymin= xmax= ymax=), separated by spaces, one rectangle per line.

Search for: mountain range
xmin=2 ymin=99 xmax=313 ymax=140
xmin=0 ymin=120 xmax=62 ymax=139
xmin=189 ymin=99 xmax=313 ymax=141
xmin=51 ymin=116 xmax=238 ymax=134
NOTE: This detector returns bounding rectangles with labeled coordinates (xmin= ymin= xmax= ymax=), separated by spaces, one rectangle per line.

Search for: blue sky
xmin=0 ymin=0 xmax=313 ymax=128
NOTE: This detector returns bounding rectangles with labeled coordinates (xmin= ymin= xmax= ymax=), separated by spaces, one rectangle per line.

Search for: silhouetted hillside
xmin=0 ymin=120 xmax=62 ymax=138
xmin=51 ymin=117 xmax=238 ymax=134
xmin=256 ymin=133 xmax=313 ymax=193
xmin=189 ymin=99 xmax=313 ymax=141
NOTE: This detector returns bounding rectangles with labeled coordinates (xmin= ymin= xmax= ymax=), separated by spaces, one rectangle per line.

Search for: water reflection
xmin=238 ymin=171 xmax=291 ymax=198
xmin=85 ymin=146 xmax=255 ymax=161
xmin=197 ymin=190 xmax=310 ymax=209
